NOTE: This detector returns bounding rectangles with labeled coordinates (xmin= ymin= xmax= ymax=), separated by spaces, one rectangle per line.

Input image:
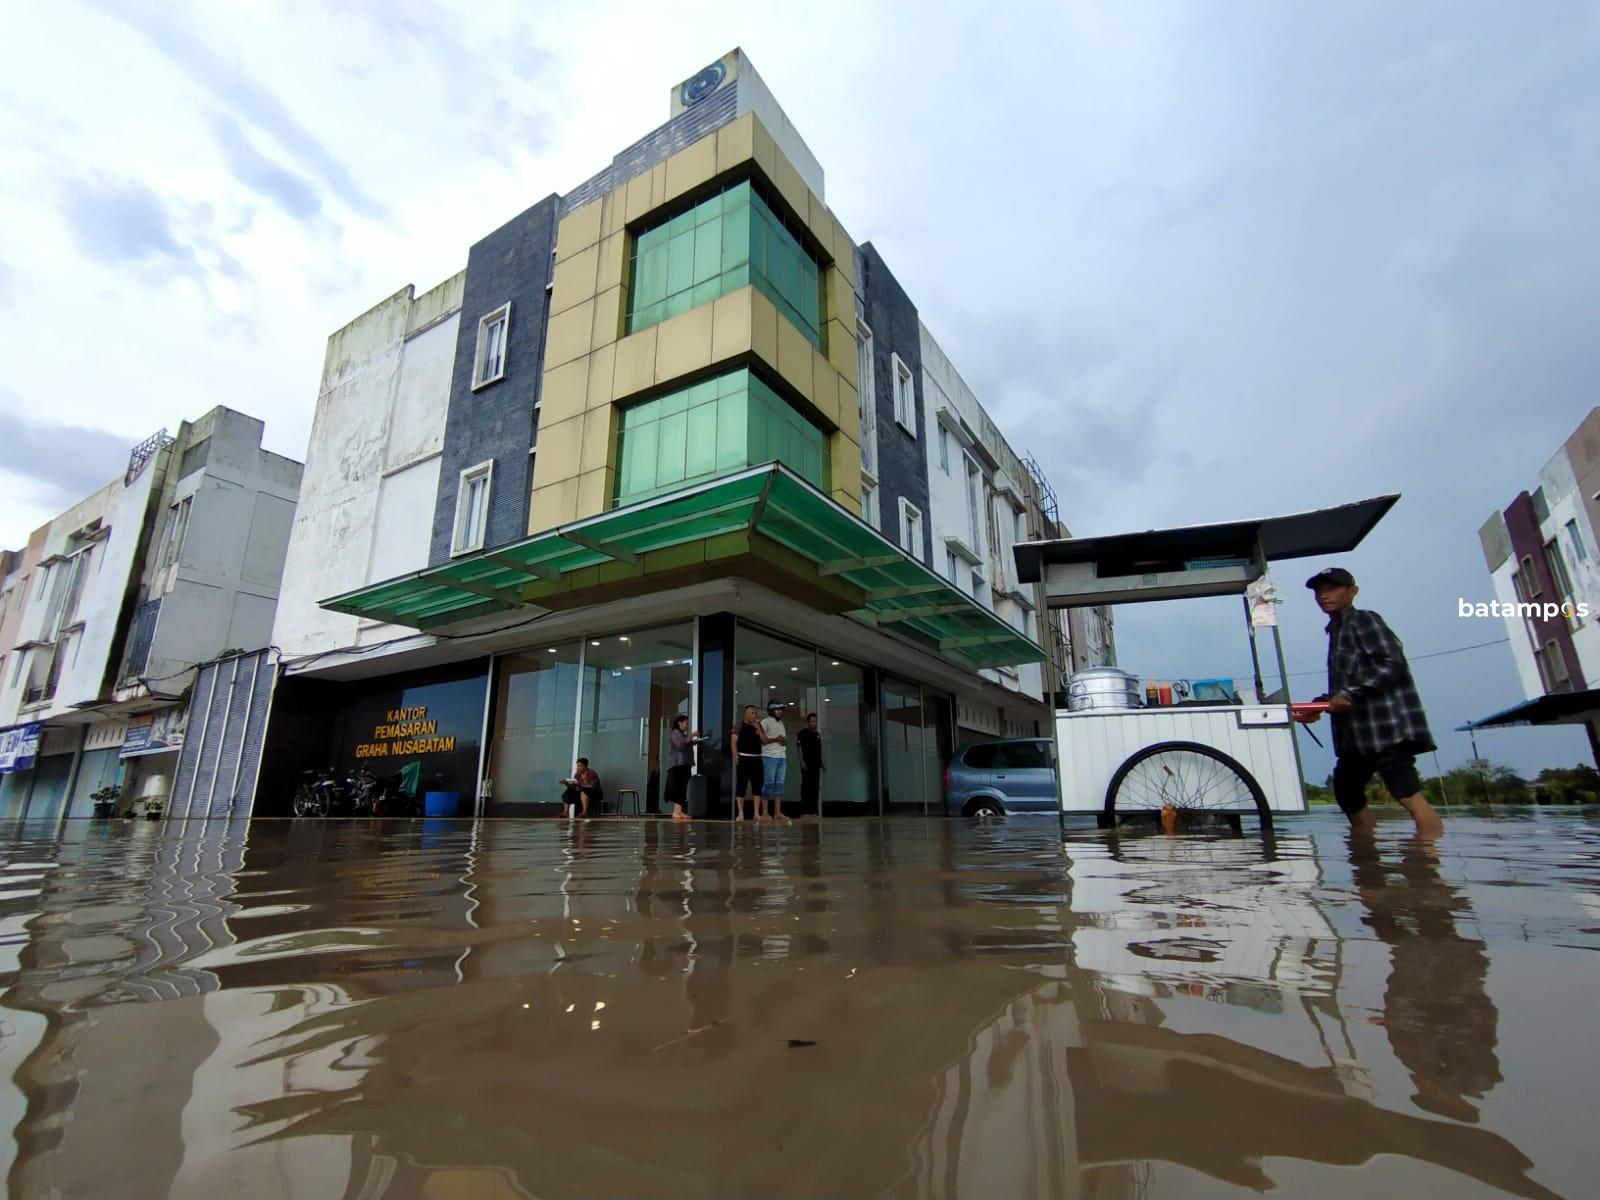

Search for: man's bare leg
xmin=1395 ymin=792 xmax=1444 ymax=839
xmin=1347 ymin=806 xmax=1378 ymax=836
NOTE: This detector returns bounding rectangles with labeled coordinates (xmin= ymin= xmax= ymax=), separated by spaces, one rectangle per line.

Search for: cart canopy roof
xmin=1015 ymin=494 xmax=1398 ymax=607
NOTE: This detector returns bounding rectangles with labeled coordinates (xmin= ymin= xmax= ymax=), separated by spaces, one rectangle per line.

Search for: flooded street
xmin=0 ymin=812 xmax=1594 ymax=1199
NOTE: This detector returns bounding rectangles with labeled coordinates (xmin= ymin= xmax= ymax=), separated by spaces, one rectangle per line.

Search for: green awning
xmin=320 ymin=465 xmax=1045 ymax=670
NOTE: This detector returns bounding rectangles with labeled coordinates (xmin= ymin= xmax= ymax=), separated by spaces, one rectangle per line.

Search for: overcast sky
xmin=3 ymin=1 xmax=1598 ymax=776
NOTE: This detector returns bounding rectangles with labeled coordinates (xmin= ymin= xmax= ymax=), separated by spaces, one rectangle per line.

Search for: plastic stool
xmin=616 ymin=788 xmax=641 ymax=816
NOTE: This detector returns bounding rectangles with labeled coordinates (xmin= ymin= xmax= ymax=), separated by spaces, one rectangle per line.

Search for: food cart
xmin=1013 ymin=495 xmax=1399 ymax=830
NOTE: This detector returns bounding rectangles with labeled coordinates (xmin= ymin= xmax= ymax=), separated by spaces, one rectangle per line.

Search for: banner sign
xmin=0 ymin=723 xmax=42 ymax=774
xmin=120 ymin=707 xmax=187 ymax=759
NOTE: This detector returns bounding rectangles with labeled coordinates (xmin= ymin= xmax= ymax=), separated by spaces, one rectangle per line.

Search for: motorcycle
xmin=293 ymin=766 xmax=413 ymax=818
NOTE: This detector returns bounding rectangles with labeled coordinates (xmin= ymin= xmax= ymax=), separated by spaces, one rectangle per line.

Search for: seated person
xmin=560 ymin=758 xmax=601 ymax=818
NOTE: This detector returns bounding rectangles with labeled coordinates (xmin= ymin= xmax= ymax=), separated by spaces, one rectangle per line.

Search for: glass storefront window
xmin=733 ymin=625 xmax=876 ymax=816
xmin=489 ymin=644 xmax=582 ymax=814
xmin=577 ymin=624 xmax=694 ymax=813
xmin=615 ymin=368 xmax=829 ymax=506
xmin=628 ymin=180 xmax=824 ymax=349
xmin=881 ymin=678 xmax=952 ymax=815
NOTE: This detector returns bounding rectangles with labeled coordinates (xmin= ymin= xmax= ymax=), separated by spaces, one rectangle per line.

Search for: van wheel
xmin=963 ymin=798 xmax=1004 ymax=818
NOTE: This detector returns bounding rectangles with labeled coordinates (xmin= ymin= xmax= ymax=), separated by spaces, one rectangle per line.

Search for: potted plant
xmin=138 ymin=794 xmax=166 ymax=821
xmin=89 ymin=785 xmax=121 ymax=819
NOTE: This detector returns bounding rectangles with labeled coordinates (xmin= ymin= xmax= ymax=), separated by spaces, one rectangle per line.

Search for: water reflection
xmin=0 ymin=814 xmax=1588 ymax=1198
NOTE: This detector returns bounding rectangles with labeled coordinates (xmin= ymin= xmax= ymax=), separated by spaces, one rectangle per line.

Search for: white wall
xmin=1490 ymin=559 xmax=1546 ymax=701
xmin=0 ymin=463 xmax=161 ymax=725
xmin=142 ymin=409 xmax=303 ymax=687
xmin=1537 ymin=481 xmax=1600 ymax=686
xmin=272 ymin=282 xmax=460 ymax=661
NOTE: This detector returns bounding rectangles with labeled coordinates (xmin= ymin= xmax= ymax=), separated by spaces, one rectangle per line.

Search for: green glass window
xmin=615 ymin=369 xmax=830 ymax=506
xmin=627 ymin=180 xmax=825 ymax=349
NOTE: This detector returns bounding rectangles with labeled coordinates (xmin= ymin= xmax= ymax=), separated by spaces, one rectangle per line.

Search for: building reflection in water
xmin=0 ymin=818 xmax=1568 ymax=1199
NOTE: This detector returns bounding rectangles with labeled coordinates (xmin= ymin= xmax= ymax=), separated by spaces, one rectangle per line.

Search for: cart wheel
xmin=1104 ymin=741 xmax=1272 ymax=831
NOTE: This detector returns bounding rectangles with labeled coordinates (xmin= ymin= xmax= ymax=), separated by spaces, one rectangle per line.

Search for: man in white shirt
xmin=759 ymin=701 xmax=790 ymax=822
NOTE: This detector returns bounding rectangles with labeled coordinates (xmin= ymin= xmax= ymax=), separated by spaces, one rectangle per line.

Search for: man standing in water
xmin=1296 ymin=567 xmax=1444 ymax=838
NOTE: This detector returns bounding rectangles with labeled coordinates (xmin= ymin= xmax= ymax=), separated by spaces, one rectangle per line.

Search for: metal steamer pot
xmin=1066 ymin=667 xmax=1142 ymax=711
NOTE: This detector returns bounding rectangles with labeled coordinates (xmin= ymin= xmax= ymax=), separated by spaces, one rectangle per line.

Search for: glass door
xmin=578 ymin=624 xmax=694 ymax=813
xmin=814 ymin=655 xmax=874 ymax=816
xmin=881 ymin=678 xmax=953 ymax=815
xmin=489 ymin=644 xmax=582 ymax=816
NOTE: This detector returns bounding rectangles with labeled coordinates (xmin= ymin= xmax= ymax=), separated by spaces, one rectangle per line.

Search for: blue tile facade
xmin=858 ymin=243 xmax=933 ymax=565
xmin=429 ymin=195 xmax=560 ymax=565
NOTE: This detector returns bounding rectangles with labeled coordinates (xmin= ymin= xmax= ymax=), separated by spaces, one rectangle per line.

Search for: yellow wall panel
xmin=775 ymin=317 xmax=814 ymax=403
xmin=653 ymin=304 xmax=714 ymax=384
xmin=825 ymin=267 xmax=855 ymax=329
xmin=529 ymin=477 xmax=578 ymax=532
xmin=596 ymin=232 xmax=627 ymax=293
xmin=554 ymin=199 xmax=602 ymax=263
xmin=711 ymin=287 xmax=754 ymax=363
xmin=769 ymin=152 xmax=810 ymax=227
xmin=592 ymin=286 xmax=624 ymax=348
xmin=716 ymin=113 xmax=755 ymax=174
xmin=649 ymin=163 xmax=667 ymax=208
xmin=578 ymin=405 xmax=615 ymax=476
xmin=601 ymin=186 xmax=627 ymax=238
xmin=534 ymin=416 xmax=583 ymax=482
xmin=543 ymin=299 xmax=594 ymax=369
xmin=611 ymin=326 xmax=658 ymax=401
xmin=575 ymin=467 xmax=615 ymax=519
xmin=830 ymin=438 xmax=864 ymax=507
xmin=831 ymin=219 xmax=857 ymax=288
xmin=539 ymin=358 xmax=589 ymax=426
xmin=750 ymin=288 xmax=779 ymax=370
xmin=625 ymin=171 xmax=654 ymax=224
xmin=810 ymin=351 xmax=840 ymax=427
xmin=663 ymin=133 xmax=717 ymax=204
xmin=806 ymin=193 xmax=835 ymax=255
xmin=550 ymin=244 xmax=599 ymax=316
xmin=752 ymin=120 xmax=777 ymax=187
xmin=836 ymin=378 xmax=861 ymax=441
xmin=585 ymin=343 xmax=615 ymax=412
xmin=824 ymin=317 xmax=856 ymax=380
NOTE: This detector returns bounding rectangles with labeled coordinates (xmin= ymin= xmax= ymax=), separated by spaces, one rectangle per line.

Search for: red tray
xmin=1291 ymin=701 xmax=1332 ymax=713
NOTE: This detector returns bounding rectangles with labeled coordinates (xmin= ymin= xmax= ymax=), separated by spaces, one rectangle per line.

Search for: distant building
xmin=0 ymin=408 xmax=302 ymax=820
xmin=1475 ymin=407 xmax=1600 ymax=756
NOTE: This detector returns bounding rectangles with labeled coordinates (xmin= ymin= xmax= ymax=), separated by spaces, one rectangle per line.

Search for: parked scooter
xmin=292 ymin=766 xmax=411 ymax=817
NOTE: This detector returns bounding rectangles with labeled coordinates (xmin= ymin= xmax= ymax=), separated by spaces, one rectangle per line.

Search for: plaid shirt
xmin=1323 ymin=606 xmax=1435 ymax=756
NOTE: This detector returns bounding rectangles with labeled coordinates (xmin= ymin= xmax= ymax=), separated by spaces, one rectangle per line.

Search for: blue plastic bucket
xmin=423 ymin=791 xmax=460 ymax=817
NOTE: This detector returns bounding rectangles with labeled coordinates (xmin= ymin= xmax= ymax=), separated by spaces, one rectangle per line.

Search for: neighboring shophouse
xmin=0 ymin=408 xmax=302 ymax=821
xmin=241 ymin=49 xmax=1111 ymax=821
xmin=1475 ymin=407 xmax=1600 ymax=758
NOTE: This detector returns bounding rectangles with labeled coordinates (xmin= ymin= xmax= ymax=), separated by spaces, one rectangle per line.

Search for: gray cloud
xmin=210 ymin=113 xmax=322 ymax=221
xmin=95 ymin=2 xmax=389 ymax=222
xmin=0 ymin=395 xmax=135 ymax=507
xmin=59 ymin=177 xmax=202 ymax=280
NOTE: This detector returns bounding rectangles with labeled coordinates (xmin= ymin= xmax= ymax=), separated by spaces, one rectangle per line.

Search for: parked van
xmin=945 ymin=738 xmax=1058 ymax=816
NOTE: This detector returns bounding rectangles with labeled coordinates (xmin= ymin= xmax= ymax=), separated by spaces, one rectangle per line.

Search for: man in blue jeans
xmin=759 ymin=701 xmax=790 ymax=822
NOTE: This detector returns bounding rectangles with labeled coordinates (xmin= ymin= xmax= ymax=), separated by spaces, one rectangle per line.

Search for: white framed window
xmin=898 ymin=498 xmax=922 ymax=561
xmin=946 ymin=548 xmax=959 ymax=582
xmin=9 ymin=650 xmax=24 ymax=688
xmin=856 ymin=320 xmax=878 ymax=478
xmin=971 ymin=568 xmax=984 ymax=598
xmin=1519 ymin=555 xmax=1541 ymax=596
xmin=891 ymin=353 xmax=915 ymax=435
xmin=1567 ymin=518 xmax=1588 ymax=563
xmin=452 ymin=461 xmax=494 ymax=555
xmin=861 ymin=482 xmax=880 ymax=531
xmin=938 ymin=425 xmax=950 ymax=474
xmin=472 ymin=303 xmax=511 ymax=389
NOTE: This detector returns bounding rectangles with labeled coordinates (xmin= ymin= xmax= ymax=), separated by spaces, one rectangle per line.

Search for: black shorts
xmin=1333 ymin=751 xmax=1424 ymax=814
xmin=735 ymin=756 xmax=762 ymax=799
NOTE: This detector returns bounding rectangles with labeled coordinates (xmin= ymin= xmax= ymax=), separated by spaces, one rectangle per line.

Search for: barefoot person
xmin=665 ymin=715 xmax=706 ymax=821
xmin=560 ymin=758 xmax=601 ymax=819
xmin=760 ymin=701 xmax=790 ymax=822
xmin=731 ymin=705 xmax=764 ymax=821
xmin=1295 ymin=567 xmax=1444 ymax=838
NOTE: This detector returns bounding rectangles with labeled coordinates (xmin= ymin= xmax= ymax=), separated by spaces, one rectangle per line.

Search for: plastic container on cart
xmin=1190 ymin=678 xmax=1239 ymax=703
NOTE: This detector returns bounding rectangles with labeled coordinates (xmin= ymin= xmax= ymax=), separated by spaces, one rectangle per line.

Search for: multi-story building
xmin=240 ymin=50 xmax=1109 ymax=821
xmin=1475 ymin=407 xmax=1600 ymax=758
xmin=0 ymin=408 xmax=302 ymax=821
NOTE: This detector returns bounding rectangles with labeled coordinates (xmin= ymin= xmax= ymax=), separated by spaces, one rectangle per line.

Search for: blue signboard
xmin=0 ymin=723 xmax=42 ymax=774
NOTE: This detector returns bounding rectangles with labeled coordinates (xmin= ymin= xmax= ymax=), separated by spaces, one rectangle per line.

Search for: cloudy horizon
xmin=3 ymin=1 xmax=1597 ymax=776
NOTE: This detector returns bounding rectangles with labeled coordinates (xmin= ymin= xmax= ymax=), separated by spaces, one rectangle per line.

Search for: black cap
xmin=1305 ymin=566 xmax=1356 ymax=590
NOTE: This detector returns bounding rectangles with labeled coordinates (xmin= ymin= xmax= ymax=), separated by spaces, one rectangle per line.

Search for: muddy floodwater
xmin=0 ymin=811 xmax=1595 ymax=1199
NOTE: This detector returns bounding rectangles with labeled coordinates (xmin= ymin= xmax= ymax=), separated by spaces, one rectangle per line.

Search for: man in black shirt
xmin=731 ymin=704 xmax=764 ymax=821
xmin=1295 ymin=567 xmax=1444 ymax=838
xmin=797 ymin=712 xmax=825 ymax=817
